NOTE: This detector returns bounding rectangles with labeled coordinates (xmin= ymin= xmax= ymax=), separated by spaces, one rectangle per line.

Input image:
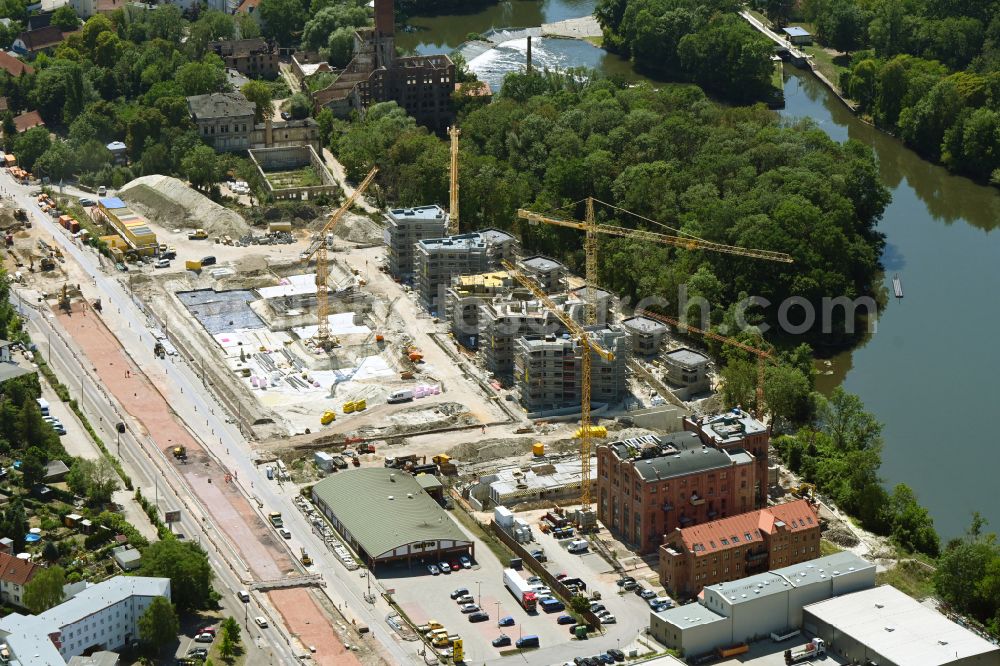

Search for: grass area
xmin=877 ymin=560 xmax=936 ymax=600
xmin=802 ymin=44 xmax=852 ymax=89
xmin=771 ymin=59 xmax=784 ymax=90
xmin=746 ymin=8 xmax=769 ymax=24
xmin=819 ymin=538 xmax=843 ymax=556
xmin=450 ymin=502 xmax=517 ymax=565
xmin=265 ymin=166 xmax=322 ymax=189
xmin=583 ymin=35 xmax=603 ymax=47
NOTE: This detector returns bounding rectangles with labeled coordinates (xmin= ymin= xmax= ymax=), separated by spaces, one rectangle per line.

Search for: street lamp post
xmin=476 ymin=581 xmax=481 ymax=608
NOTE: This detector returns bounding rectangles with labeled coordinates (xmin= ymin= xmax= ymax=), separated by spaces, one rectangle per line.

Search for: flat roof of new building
xmin=696 ymin=408 xmax=767 ymax=443
xmin=312 ymin=468 xmax=469 ymax=559
xmin=572 ymin=286 xmax=612 ymax=300
xmin=419 ymin=233 xmax=486 ymax=251
xmin=653 ymin=603 xmax=728 ymax=629
xmin=520 ymin=255 xmax=564 ymax=272
xmin=622 ymin=316 xmax=667 ymax=334
xmin=712 ymin=572 xmax=790 ymax=604
xmin=804 ymin=585 xmax=1000 ymax=665
xmin=478 ymin=228 xmax=515 ymax=244
xmin=386 ymin=205 xmax=448 ymax=223
xmin=664 ymin=347 xmax=708 ymax=366
xmin=774 ymin=550 xmax=874 ymax=584
xmin=98 ymin=197 xmax=126 ymax=209
xmin=489 ymin=458 xmax=594 ymax=499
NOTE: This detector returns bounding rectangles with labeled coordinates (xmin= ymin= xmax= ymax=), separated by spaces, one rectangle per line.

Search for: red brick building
xmin=685 ymin=408 xmax=770 ymax=506
xmin=658 ymin=499 xmax=821 ymax=598
xmin=209 ymin=38 xmax=279 ymax=80
xmin=596 ymin=432 xmax=757 ymax=554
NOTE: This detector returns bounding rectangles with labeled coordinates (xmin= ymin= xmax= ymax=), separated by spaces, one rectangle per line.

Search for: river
xmin=399 ymin=2 xmax=1000 ymax=539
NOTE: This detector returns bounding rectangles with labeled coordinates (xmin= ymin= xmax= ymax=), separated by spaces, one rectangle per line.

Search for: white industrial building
xmin=650 ymin=551 xmax=876 ymax=657
xmin=803 ymin=585 xmax=1000 ymax=666
xmin=0 ymin=576 xmax=171 ymax=665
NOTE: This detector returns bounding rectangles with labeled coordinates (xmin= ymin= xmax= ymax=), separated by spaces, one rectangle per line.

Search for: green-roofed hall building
xmin=311 ymin=468 xmax=473 ymax=569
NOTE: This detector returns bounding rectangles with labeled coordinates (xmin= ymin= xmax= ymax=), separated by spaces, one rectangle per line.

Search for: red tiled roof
xmin=0 ymin=52 xmax=33 ymax=77
xmin=13 ymin=111 xmax=44 ymax=133
xmin=680 ymin=499 xmax=818 ymax=558
xmin=0 ymin=551 xmax=39 ymax=586
xmin=235 ymin=0 xmax=260 ymax=13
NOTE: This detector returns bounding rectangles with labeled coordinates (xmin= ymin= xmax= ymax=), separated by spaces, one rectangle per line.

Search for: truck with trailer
xmin=503 ymin=568 xmax=538 ymax=612
xmin=785 ymin=638 xmax=826 ymax=664
xmin=268 ymin=512 xmax=283 ymax=528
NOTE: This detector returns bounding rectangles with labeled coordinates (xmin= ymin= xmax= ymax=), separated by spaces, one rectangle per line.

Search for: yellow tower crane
xmin=635 ymin=308 xmax=774 ymax=416
xmin=501 ymin=259 xmax=611 ymax=528
xmin=518 ymin=197 xmax=794 ymax=324
xmin=448 ymin=125 xmax=460 ymax=235
xmin=301 ymin=166 xmax=379 ymax=347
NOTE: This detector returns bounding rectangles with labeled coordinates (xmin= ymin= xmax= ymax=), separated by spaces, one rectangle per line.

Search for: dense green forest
xmin=0 ymin=8 xmax=282 ymax=189
xmin=332 ymin=71 xmax=889 ymax=355
xmin=753 ymin=0 xmax=1000 ymax=185
xmin=595 ymin=0 xmax=776 ymax=102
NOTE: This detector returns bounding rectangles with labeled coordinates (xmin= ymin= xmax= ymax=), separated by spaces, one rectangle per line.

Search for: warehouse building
xmin=649 ymin=551 xmax=875 ymax=657
xmin=658 ymin=498 xmax=822 ymax=597
xmin=383 ymin=205 xmax=449 ymax=281
xmin=311 ymin=468 xmax=473 ymax=570
xmin=514 ymin=326 xmax=628 ymax=415
xmin=596 ymin=432 xmax=757 ymax=554
xmin=802 ymin=585 xmax=1000 ymax=666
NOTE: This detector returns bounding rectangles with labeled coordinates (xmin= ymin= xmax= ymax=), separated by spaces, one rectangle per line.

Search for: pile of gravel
xmin=119 ymin=175 xmax=250 ymax=237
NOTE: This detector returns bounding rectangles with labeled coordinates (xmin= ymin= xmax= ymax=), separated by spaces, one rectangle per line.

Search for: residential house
xmin=187 ymin=91 xmax=321 ymax=153
xmin=0 ymin=52 xmax=34 ymax=77
xmin=13 ymin=111 xmax=45 ymax=133
xmin=13 ymin=26 xmax=67 ymax=57
xmin=0 ymin=551 xmax=39 ymax=608
xmin=208 ymin=38 xmax=278 ymax=79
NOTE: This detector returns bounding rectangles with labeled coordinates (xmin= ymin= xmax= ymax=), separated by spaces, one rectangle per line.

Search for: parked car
xmin=455 ymin=595 xmax=474 ymax=604
xmin=616 ymin=576 xmax=635 ymax=587
xmin=198 ymin=627 xmax=216 ymax=636
xmin=498 ymin=615 xmax=515 ymax=627
xmin=530 ymin=549 xmax=547 ymax=562
xmin=200 ymin=255 xmax=217 ymax=266
xmin=187 ymin=647 xmax=209 ymax=658
xmin=460 ymin=603 xmax=480 ymax=614
xmin=79 ymin=198 xmax=95 ymax=207
xmin=254 ymin=616 xmax=268 ymax=628
xmin=492 ymin=634 xmax=511 ymax=647
xmin=597 ymin=613 xmax=616 ymax=624
xmin=193 ymin=632 xmax=214 ymax=643
xmin=527 ymin=576 xmax=542 ymax=585
xmin=515 ymin=635 xmax=539 ymax=648
xmin=427 ymin=564 xmax=440 ymax=575
xmin=650 ymin=596 xmax=672 ymax=608
xmin=598 ymin=654 xmax=615 ymax=664
xmin=439 ymin=562 xmax=451 ymax=573
xmin=459 ymin=555 xmax=471 ymax=568
xmin=557 ymin=614 xmax=576 ymax=625
xmin=450 ymin=560 xmax=462 ymax=572
xmin=278 ymin=528 xmax=291 ymax=539
xmin=155 ymin=259 xmax=170 ymax=268
xmin=621 ymin=580 xmax=637 ymax=591
xmin=237 ymin=590 xmax=250 ymax=602
xmin=607 ymin=648 xmax=625 ymax=662
xmin=450 ymin=587 xmax=469 ymax=599
xmin=589 ymin=603 xmax=605 ymax=614
xmin=638 ymin=588 xmax=656 ymax=599
xmin=468 ymin=611 xmax=489 ymax=623
xmin=97 ymin=186 xmax=107 ymax=196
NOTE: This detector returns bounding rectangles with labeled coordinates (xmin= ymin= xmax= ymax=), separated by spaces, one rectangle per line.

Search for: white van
xmin=387 ymin=389 xmax=414 ymax=404
xmin=237 ymin=590 xmax=250 ymax=602
xmin=36 ymin=398 xmax=49 ymax=416
xmin=567 ymin=539 xmax=589 ymax=553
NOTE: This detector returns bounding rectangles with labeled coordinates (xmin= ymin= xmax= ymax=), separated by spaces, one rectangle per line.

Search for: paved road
xmin=17 ymin=300 xmax=289 ymax=664
xmin=4 ymin=178 xmax=419 ymax=664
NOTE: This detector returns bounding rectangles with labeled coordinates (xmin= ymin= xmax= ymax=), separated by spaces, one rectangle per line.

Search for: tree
xmin=51 ymin=5 xmax=79 ymax=31
xmin=816 ymin=387 xmax=882 ymax=452
xmin=175 ymin=59 xmax=226 ymax=97
xmin=23 ymin=565 xmax=65 ymax=613
xmin=569 ymin=594 xmax=590 ymax=615
xmin=140 ymin=539 xmax=214 ymax=612
xmin=42 ymin=540 xmax=60 ymax=562
xmin=816 ymin=0 xmax=868 ymax=54
xmin=763 ymin=363 xmax=812 ymax=425
xmin=235 ymin=13 xmax=261 ymax=39
xmin=219 ymin=616 xmax=241 ymax=658
xmin=181 ymin=144 xmax=222 ymax=192
xmin=20 ymin=445 xmax=48 ymax=488
xmin=326 ymin=26 xmax=356 ymax=68
xmin=288 ymin=92 xmax=312 ymax=120
xmin=12 ymin=127 xmax=52 ymax=172
xmin=887 ymin=483 xmax=940 ymax=556
xmin=33 ymin=141 xmax=77 ymax=181
xmin=934 ymin=525 xmax=999 ymax=623
xmin=301 ymin=4 xmax=368 ymax=52
xmin=241 ymin=80 xmax=273 ymax=123
xmin=259 ymin=0 xmax=306 ymax=46
xmin=138 ymin=596 xmax=179 ymax=652
xmin=67 ymin=458 xmax=120 ymax=505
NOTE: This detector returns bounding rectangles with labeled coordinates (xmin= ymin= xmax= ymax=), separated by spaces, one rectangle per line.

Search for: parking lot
xmin=384 ymin=525 xmax=578 ymax=662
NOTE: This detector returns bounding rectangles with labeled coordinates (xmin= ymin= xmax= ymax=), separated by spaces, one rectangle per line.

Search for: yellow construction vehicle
xmin=188 ymin=229 xmax=208 ymax=240
xmin=172 ymin=446 xmax=187 ymax=459
xmin=343 ymin=401 xmax=357 ymax=414
xmin=300 ymin=548 xmax=312 ymax=566
xmin=791 ymin=483 xmax=816 ymax=499
xmin=320 ymin=411 xmax=336 ymax=425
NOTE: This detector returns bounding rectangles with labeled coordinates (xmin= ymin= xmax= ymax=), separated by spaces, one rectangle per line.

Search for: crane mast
xmin=448 ymin=125 xmax=460 ymax=235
